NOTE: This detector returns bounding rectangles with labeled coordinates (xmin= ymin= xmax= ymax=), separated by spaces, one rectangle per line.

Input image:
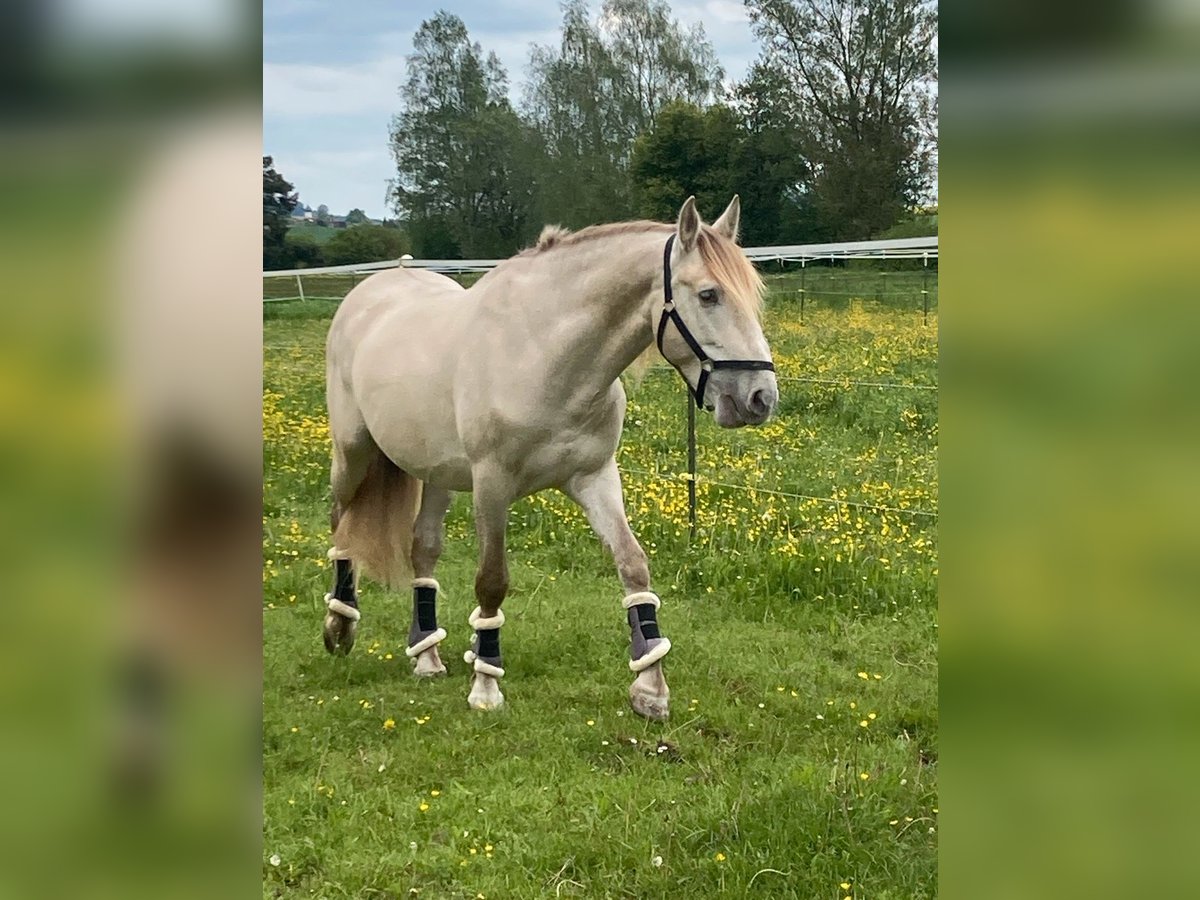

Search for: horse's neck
xmin=516 ymin=231 xmax=663 ymax=398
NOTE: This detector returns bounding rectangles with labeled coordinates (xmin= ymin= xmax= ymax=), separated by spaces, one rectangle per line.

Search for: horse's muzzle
xmin=713 ymin=380 xmax=778 ymax=428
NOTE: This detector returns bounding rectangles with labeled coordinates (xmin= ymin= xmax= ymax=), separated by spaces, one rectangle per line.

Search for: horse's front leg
xmin=464 ymin=477 xmax=511 ymax=710
xmin=565 ymin=460 xmax=670 ymax=721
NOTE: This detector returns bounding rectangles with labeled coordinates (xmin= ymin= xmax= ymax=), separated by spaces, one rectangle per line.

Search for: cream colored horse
xmin=321 ymin=196 xmax=777 ymax=720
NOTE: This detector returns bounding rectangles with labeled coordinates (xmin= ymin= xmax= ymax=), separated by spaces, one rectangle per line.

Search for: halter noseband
xmin=655 ymin=233 xmax=776 ymax=410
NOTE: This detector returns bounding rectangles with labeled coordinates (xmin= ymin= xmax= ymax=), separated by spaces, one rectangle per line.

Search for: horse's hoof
xmin=630 ymin=685 xmax=670 ymax=721
xmin=630 ymin=663 xmax=670 ymax=721
xmin=467 ymin=673 xmax=504 ymax=711
xmin=322 ymin=611 xmax=357 ymax=656
xmin=411 ymin=646 xmax=447 ymax=677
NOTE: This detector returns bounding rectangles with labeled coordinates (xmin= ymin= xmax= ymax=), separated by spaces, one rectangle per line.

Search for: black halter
xmin=655 ymin=233 xmax=776 ymax=410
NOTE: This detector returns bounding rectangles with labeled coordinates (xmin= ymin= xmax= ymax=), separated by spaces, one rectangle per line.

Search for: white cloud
xmin=264 ymin=58 xmax=406 ymax=118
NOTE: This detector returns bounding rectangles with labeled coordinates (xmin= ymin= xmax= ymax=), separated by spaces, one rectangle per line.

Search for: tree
xmin=600 ymin=0 xmax=724 ymax=136
xmin=524 ymin=0 xmax=630 ymax=226
xmin=729 ymin=62 xmax=827 ymax=243
xmin=346 ymin=208 xmax=369 ymax=225
xmin=263 ymin=156 xmax=297 ymax=270
xmin=283 ymin=231 xmax=325 ymax=268
xmin=389 ymin=12 xmax=539 ymax=257
xmin=324 ymin=225 xmax=410 ymax=266
xmin=525 ymin=0 xmax=725 ymax=228
xmin=315 ymin=203 xmax=331 ymax=226
xmin=745 ymin=0 xmax=937 ymax=239
xmin=630 ymin=102 xmax=739 ymax=223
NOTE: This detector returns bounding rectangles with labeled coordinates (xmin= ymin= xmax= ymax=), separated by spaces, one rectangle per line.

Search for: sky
xmin=263 ymin=0 xmax=760 ymax=219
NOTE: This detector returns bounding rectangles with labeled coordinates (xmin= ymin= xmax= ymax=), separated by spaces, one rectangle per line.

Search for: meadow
xmin=262 ymin=274 xmax=938 ymax=898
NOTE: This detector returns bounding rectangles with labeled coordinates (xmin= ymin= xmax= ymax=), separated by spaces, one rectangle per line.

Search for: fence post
xmin=295 ymin=274 xmax=305 ymax=302
xmin=800 ymin=257 xmax=806 ymax=325
xmin=877 ymin=251 xmax=887 ymax=303
xmin=687 ymin=389 xmax=697 ymax=542
xmin=922 ymin=252 xmax=930 ymax=325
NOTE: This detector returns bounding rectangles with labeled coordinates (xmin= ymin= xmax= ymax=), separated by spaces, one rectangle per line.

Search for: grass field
xmin=262 ymin=279 xmax=938 ymax=898
xmin=288 ymin=222 xmax=340 ymax=244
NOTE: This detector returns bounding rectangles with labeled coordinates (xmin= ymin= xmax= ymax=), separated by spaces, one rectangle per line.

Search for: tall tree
xmin=315 ymin=203 xmax=331 ymax=226
xmin=525 ymin=0 xmax=630 ymax=226
xmin=600 ymin=0 xmax=724 ymax=136
xmin=745 ymin=0 xmax=937 ymax=238
xmin=263 ymin=156 xmax=297 ymax=270
xmin=525 ymin=0 xmax=725 ymax=228
xmin=389 ymin=12 xmax=539 ymax=257
xmin=729 ymin=62 xmax=827 ymax=243
xmin=346 ymin=208 xmax=369 ymax=225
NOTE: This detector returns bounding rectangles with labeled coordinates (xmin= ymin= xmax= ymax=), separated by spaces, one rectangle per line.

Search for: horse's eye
xmin=698 ymin=288 xmax=719 ymax=306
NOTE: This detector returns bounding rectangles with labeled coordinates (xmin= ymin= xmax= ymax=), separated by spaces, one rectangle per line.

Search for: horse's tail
xmin=332 ymin=447 xmax=422 ymax=590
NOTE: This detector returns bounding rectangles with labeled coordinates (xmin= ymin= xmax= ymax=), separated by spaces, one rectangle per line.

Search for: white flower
xmin=651 ymin=855 xmax=663 ymax=868
xmin=268 ymin=854 xmax=281 ymax=867
xmin=409 ymin=841 xmax=418 ymax=850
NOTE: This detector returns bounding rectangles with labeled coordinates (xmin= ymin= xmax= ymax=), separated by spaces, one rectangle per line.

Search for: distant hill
xmin=288 ymin=222 xmax=338 ymax=244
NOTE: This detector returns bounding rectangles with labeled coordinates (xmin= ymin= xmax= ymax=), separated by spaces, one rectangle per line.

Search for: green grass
xmin=263 ymin=277 xmax=938 ymax=898
xmin=289 ymin=222 xmax=340 ymax=244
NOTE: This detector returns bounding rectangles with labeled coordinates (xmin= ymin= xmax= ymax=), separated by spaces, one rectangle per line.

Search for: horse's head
xmin=654 ymin=196 xmax=779 ymax=428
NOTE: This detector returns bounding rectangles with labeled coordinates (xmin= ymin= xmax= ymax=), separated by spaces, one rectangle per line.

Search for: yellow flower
xmin=850 ymin=702 xmax=857 ymax=709
xmin=859 ymin=772 xmax=870 ymax=781
xmin=418 ymin=802 xmax=429 ymax=812
xmin=868 ymin=712 xmax=877 ymax=720
xmin=857 ymin=672 xmax=868 ymax=680
xmin=714 ymin=852 xmax=726 ymax=862
xmin=469 ymin=848 xmax=477 ymax=855
xmin=484 ymin=844 xmax=493 ymax=852
xmin=840 ymin=883 xmax=851 ymax=890
xmin=430 ymin=789 xmax=440 ymax=796
xmin=859 ymin=720 xmax=869 ymax=727
xmin=586 ymin=720 xmax=595 ymax=726
xmin=383 ymin=718 xmax=396 ymax=730
xmin=290 ymin=726 xmax=299 ymax=733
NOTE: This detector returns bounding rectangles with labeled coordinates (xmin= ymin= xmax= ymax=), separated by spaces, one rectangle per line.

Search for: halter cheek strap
xmin=656 ymin=233 xmax=775 ymax=409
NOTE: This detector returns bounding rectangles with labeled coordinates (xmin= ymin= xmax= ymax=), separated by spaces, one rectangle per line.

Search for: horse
xmin=321 ymin=196 xmax=778 ymax=720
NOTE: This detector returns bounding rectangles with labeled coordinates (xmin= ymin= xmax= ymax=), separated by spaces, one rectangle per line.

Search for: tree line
xmin=264 ymin=0 xmax=936 ymax=267
xmin=391 ymin=0 xmax=936 ymax=258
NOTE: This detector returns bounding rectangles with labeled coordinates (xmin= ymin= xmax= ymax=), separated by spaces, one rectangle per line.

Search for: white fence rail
xmin=263 ymin=236 xmax=938 ymax=298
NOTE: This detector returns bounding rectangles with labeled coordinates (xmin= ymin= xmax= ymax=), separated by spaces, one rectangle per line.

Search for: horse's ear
xmin=676 ymin=196 xmax=701 ymax=252
xmin=713 ymin=195 xmax=740 ymax=243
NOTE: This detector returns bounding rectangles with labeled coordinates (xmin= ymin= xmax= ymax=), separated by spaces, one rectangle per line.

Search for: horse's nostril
xmin=749 ymin=389 xmax=770 ymax=416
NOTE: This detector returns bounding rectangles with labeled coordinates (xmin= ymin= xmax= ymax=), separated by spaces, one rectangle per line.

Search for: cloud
xmin=263 ymin=58 xmax=406 ymax=118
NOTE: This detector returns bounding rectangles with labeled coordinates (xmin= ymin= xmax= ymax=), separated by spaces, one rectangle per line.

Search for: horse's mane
xmin=524 ymin=220 xmax=764 ymax=319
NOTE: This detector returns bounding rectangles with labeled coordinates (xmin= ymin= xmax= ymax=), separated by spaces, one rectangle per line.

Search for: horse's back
xmin=328 ymin=267 xmax=465 ymax=364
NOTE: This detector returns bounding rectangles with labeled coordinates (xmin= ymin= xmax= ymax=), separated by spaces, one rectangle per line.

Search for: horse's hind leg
xmin=565 ymin=460 xmax=670 ymax=721
xmin=407 ymin=485 xmax=452 ymax=676
xmin=323 ymin=432 xmax=373 ymax=655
